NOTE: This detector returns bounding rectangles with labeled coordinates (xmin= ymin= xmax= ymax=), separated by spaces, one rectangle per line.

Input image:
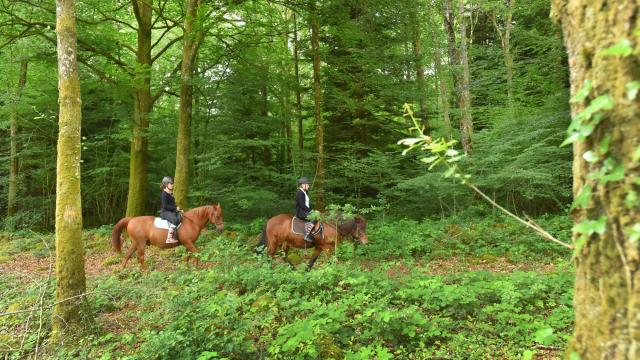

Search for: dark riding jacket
xmin=160 ymin=191 xmax=180 ymax=226
xmin=295 ymin=189 xmax=312 ymax=220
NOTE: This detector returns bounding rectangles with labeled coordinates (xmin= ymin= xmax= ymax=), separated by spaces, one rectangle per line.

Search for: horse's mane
xmin=186 ymin=205 xmax=212 ymax=216
xmin=335 ymin=215 xmax=365 ymax=235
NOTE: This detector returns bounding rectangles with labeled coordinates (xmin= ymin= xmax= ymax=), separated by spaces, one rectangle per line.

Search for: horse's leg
xmin=136 ymin=243 xmax=147 ymax=272
xmin=282 ymin=244 xmax=295 ymax=269
xmin=307 ymin=247 xmax=323 ymax=272
xmin=183 ymin=241 xmax=199 ymax=268
xmin=121 ymin=243 xmax=137 ymax=269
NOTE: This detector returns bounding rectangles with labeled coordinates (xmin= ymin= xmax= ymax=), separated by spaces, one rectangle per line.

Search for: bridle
xmin=210 ymin=207 xmax=223 ymax=228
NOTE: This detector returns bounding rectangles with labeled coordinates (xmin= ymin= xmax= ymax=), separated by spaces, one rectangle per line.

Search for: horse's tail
xmin=256 ymin=227 xmax=267 ymax=255
xmin=111 ymin=217 xmax=131 ymax=253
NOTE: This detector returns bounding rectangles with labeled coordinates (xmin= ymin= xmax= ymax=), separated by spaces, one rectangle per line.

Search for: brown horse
xmin=256 ymin=214 xmax=369 ymax=270
xmin=110 ymin=204 xmax=224 ymax=270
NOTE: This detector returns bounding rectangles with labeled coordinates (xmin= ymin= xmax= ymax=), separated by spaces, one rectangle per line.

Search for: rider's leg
xmin=303 ymin=221 xmax=315 ymax=243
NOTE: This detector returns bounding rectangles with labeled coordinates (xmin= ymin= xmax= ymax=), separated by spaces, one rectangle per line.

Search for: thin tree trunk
xmin=310 ymin=0 xmax=325 ymax=210
xmin=8 ymin=59 xmax=27 ymax=220
xmin=434 ymin=48 xmax=452 ymax=139
xmin=552 ymin=1 xmax=640 ymax=358
xmin=457 ymin=0 xmax=473 ymax=154
xmin=260 ymin=84 xmax=271 ymax=167
xmin=174 ymin=0 xmax=201 ymax=209
xmin=411 ymin=12 xmax=428 ymax=131
xmin=126 ymin=0 xmax=153 ymax=216
xmin=491 ymin=0 xmax=515 ymax=119
xmin=52 ymin=0 xmax=89 ymax=337
xmin=443 ymin=0 xmax=461 ymax=127
xmin=292 ymin=12 xmax=304 ymax=168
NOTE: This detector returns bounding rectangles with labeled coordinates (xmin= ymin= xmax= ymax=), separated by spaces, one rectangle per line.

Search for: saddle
xmin=154 ymin=218 xmax=181 ymax=241
xmin=291 ymin=217 xmax=323 ymax=239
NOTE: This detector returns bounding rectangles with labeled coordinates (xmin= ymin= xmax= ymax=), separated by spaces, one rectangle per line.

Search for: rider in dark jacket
xmin=295 ymin=177 xmax=316 ymax=243
xmin=160 ymin=176 xmax=181 ymax=243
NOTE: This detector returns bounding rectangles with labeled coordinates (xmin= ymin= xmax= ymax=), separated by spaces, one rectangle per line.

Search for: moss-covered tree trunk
xmin=491 ymin=0 xmax=514 ymax=119
xmin=434 ymin=48 xmax=452 ymax=139
xmin=8 ymin=59 xmax=27 ymax=221
xmin=443 ymin=0 xmax=460 ymax=126
xmin=126 ymin=0 xmax=153 ymax=216
xmin=292 ymin=12 xmax=304 ymax=168
xmin=552 ymin=1 xmax=640 ymax=358
xmin=411 ymin=12 xmax=429 ymax=131
xmin=310 ymin=0 xmax=325 ymax=210
xmin=53 ymin=0 xmax=88 ymax=336
xmin=457 ymin=0 xmax=473 ymax=155
xmin=174 ymin=0 xmax=201 ymax=209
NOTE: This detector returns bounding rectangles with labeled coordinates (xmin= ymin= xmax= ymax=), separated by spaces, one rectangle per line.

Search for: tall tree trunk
xmin=434 ymin=48 xmax=452 ymax=139
xmin=126 ymin=0 xmax=153 ymax=217
xmin=52 ymin=0 xmax=89 ymax=336
xmin=8 ymin=59 xmax=27 ymax=221
xmin=174 ymin=0 xmax=201 ymax=209
xmin=491 ymin=0 xmax=515 ymax=119
xmin=552 ymin=1 xmax=640 ymax=358
xmin=260 ymin=84 xmax=271 ymax=167
xmin=310 ymin=0 xmax=325 ymax=210
xmin=292 ymin=12 xmax=304 ymax=168
xmin=457 ymin=0 xmax=473 ymax=155
xmin=411 ymin=12 xmax=428 ymax=131
xmin=443 ymin=0 xmax=461 ymax=126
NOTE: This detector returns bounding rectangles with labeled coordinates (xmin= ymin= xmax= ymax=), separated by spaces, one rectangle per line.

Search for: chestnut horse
xmin=110 ymin=204 xmax=224 ymax=270
xmin=256 ymin=214 xmax=369 ymax=270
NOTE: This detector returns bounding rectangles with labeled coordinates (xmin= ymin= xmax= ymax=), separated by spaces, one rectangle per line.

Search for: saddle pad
xmin=291 ymin=217 xmax=322 ymax=236
xmin=154 ymin=218 xmax=181 ymax=230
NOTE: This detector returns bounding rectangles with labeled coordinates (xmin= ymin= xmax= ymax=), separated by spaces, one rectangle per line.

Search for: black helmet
xmin=161 ymin=176 xmax=174 ymax=187
xmin=298 ymin=177 xmax=311 ymax=185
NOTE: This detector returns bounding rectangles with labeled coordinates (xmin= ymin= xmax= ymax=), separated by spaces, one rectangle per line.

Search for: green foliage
xmin=1 ymin=216 xmax=573 ymax=359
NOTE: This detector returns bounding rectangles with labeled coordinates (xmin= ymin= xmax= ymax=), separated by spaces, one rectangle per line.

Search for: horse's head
xmin=209 ymin=203 xmax=224 ymax=233
xmin=341 ymin=215 xmax=368 ymax=245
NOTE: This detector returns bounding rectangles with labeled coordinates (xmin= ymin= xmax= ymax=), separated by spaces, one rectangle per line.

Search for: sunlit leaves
xmin=561 ymin=95 xmax=614 ymax=147
xmin=572 ymin=184 xmax=592 ymax=210
xmin=626 ymin=81 xmax=640 ymax=100
xmin=570 ymin=80 xmax=592 ymax=103
xmin=573 ymin=215 xmax=607 ymax=254
xmin=600 ymin=39 xmax=634 ymax=57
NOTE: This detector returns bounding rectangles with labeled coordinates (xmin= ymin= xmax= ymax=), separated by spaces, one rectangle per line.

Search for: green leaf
xmin=626 ymin=81 xmax=640 ymax=100
xmin=420 ymin=155 xmax=439 ymax=164
xmin=428 ymin=158 xmax=443 ymax=170
xmin=600 ymin=163 xmax=625 ymax=184
xmin=570 ymin=80 xmax=592 ymax=103
xmin=574 ymin=234 xmax=588 ymax=255
xmin=633 ymin=146 xmax=640 ymax=162
xmin=570 ymin=352 xmax=582 ymax=360
xmin=588 ymin=95 xmax=615 ymax=113
xmin=600 ymin=39 xmax=633 ymax=57
xmin=598 ymin=135 xmax=611 ymax=156
xmin=572 ymin=184 xmax=593 ymax=210
xmin=522 ymin=350 xmax=535 ymax=360
xmin=573 ymin=216 xmax=607 ymax=237
xmin=445 ymin=149 xmax=459 ymax=157
xmin=625 ymin=190 xmax=639 ymax=209
xmin=560 ymin=132 xmax=580 ymax=147
xmin=443 ymin=166 xmax=456 ymax=178
xmin=582 ymin=151 xmax=599 ymax=163
xmin=534 ymin=327 xmax=556 ymax=346
xmin=628 ymin=223 xmax=640 ymax=245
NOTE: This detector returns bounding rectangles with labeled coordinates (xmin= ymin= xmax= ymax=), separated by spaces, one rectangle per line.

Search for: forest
xmin=0 ymin=0 xmax=638 ymax=359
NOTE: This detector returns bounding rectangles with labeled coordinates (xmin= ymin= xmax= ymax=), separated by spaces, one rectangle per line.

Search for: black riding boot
xmin=303 ymin=230 xmax=315 ymax=244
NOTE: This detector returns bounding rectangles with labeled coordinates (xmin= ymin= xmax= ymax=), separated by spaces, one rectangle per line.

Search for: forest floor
xmin=0 ymin=215 xmax=573 ymax=359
